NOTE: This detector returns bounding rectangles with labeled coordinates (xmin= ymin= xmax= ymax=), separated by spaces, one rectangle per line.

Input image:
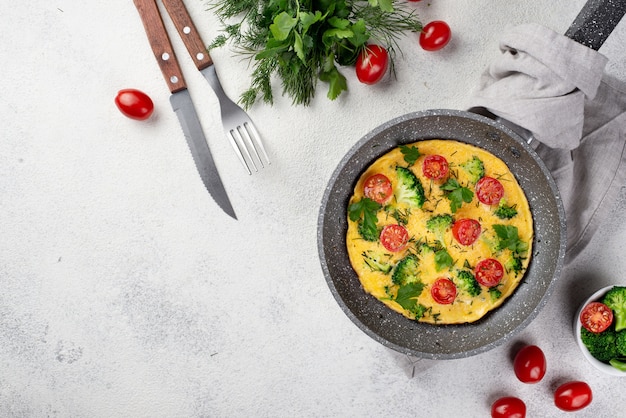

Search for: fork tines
xmin=226 ymin=121 xmax=270 ymax=175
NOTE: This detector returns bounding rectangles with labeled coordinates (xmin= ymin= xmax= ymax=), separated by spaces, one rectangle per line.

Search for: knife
xmin=133 ymin=0 xmax=237 ymax=220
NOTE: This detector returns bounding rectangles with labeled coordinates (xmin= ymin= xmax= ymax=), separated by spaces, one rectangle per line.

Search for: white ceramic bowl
xmin=574 ymin=285 xmax=626 ymax=376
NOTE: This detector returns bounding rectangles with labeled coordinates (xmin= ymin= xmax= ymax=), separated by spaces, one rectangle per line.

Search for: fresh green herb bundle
xmin=208 ymin=0 xmax=422 ymax=108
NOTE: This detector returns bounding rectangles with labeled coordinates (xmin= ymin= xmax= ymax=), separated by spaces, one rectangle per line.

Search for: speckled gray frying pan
xmin=317 ymin=0 xmax=625 ymax=360
xmin=317 ymin=110 xmax=566 ymax=359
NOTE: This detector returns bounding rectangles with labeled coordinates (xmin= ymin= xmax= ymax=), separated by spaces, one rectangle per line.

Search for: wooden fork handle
xmin=161 ymin=0 xmax=214 ymax=70
xmin=133 ymin=0 xmax=187 ymax=93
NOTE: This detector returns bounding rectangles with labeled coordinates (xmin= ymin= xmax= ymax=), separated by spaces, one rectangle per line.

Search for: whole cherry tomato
xmin=513 ymin=345 xmax=547 ymax=384
xmin=491 ymin=397 xmax=526 ymax=418
xmin=355 ymin=44 xmax=389 ymax=85
xmin=115 ymin=88 xmax=154 ymax=120
xmin=554 ymin=381 xmax=592 ymax=412
xmin=380 ymin=224 xmax=409 ymax=252
xmin=580 ymin=301 xmax=613 ymax=333
xmin=419 ymin=21 xmax=451 ymax=51
xmin=363 ymin=173 xmax=393 ymax=204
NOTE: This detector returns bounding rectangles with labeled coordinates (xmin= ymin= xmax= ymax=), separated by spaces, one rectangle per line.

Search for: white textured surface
xmin=1 ymin=1 xmax=625 ymax=417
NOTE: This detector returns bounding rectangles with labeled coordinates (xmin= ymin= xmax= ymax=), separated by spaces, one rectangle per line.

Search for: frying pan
xmin=317 ymin=1 xmax=625 ymax=359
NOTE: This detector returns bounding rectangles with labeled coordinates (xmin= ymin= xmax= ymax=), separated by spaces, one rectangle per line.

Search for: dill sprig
xmin=207 ymin=0 xmax=422 ymax=108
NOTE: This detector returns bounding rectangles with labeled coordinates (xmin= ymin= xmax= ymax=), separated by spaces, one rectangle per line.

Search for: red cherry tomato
xmin=513 ymin=345 xmax=547 ymax=384
xmin=554 ymin=381 xmax=592 ymax=412
xmin=452 ymin=219 xmax=481 ymax=246
xmin=364 ymin=174 xmax=393 ymax=204
xmin=475 ymin=176 xmax=505 ymax=206
xmin=422 ymin=155 xmax=449 ymax=180
xmin=115 ymin=88 xmax=154 ymax=120
xmin=474 ymin=258 xmax=504 ymax=287
xmin=419 ymin=21 xmax=451 ymax=51
xmin=431 ymin=278 xmax=457 ymax=304
xmin=355 ymin=44 xmax=389 ymax=85
xmin=491 ymin=397 xmax=526 ymax=418
xmin=580 ymin=301 xmax=614 ymax=333
xmin=380 ymin=224 xmax=409 ymax=252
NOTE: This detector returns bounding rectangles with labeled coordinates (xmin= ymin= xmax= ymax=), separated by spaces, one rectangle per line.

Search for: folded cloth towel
xmin=469 ymin=23 xmax=626 ymax=262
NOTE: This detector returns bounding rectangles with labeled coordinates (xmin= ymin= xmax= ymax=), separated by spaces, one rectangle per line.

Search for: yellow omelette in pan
xmin=346 ymin=139 xmax=533 ymax=324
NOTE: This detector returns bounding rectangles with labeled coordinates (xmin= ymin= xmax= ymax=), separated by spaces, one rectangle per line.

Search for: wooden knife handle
xmin=133 ymin=0 xmax=187 ymax=93
xmin=161 ymin=0 xmax=213 ymax=70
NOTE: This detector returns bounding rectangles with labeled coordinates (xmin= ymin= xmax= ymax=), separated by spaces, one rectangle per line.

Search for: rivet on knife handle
xmin=161 ymin=0 xmax=213 ymax=71
xmin=133 ymin=0 xmax=187 ymax=93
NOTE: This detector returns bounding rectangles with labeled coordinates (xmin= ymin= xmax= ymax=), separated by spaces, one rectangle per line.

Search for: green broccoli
xmin=602 ymin=286 xmax=626 ymax=331
xmin=581 ymin=327 xmax=619 ymax=362
xmin=489 ymin=287 xmax=502 ymax=302
xmin=426 ymin=214 xmax=453 ymax=246
xmin=391 ymin=254 xmax=420 ymax=285
xmin=460 ymin=156 xmax=485 ymax=183
xmin=494 ymin=199 xmax=518 ymax=219
xmin=455 ymin=270 xmax=481 ymax=297
xmin=505 ymin=255 xmax=524 ymax=277
xmin=616 ymin=330 xmax=626 ymax=356
xmin=361 ymin=251 xmax=392 ymax=274
xmin=395 ymin=167 xmax=425 ymax=208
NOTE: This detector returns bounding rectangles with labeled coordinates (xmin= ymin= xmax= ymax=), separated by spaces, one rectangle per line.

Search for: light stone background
xmin=2 ymin=0 xmax=626 ymax=417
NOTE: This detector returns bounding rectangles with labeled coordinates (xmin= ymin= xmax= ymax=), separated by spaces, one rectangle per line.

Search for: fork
xmin=162 ymin=0 xmax=270 ymax=175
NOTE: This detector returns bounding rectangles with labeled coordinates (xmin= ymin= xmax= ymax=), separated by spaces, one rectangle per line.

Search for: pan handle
xmin=565 ymin=0 xmax=626 ymax=50
xmin=468 ymin=107 xmax=537 ymax=148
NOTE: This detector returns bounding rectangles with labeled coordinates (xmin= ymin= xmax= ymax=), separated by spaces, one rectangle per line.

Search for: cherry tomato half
xmin=364 ymin=173 xmax=393 ymax=204
xmin=452 ymin=218 xmax=481 ymax=246
xmin=419 ymin=21 xmax=451 ymax=51
xmin=380 ymin=224 xmax=409 ymax=252
xmin=513 ymin=345 xmax=546 ymax=384
xmin=422 ymin=155 xmax=449 ymax=180
xmin=475 ymin=176 xmax=505 ymax=206
xmin=355 ymin=44 xmax=389 ymax=85
xmin=491 ymin=396 xmax=526 ymax=418
xmin=431 ymin=278 xmax=457 ymax=304
xmin=580 ymin=301 xmax=614 ymax=333
xmin=115 ymin=88 xmax=154 ymax=120
xmin=475 ymin=258 xmax=504 ymax=287
xmin=554 ymin=381 xmax=592 ymax=412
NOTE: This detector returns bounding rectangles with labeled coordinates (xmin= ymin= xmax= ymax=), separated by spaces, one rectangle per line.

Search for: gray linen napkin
xmin=469 ymin=23 xmax=626 ymax=262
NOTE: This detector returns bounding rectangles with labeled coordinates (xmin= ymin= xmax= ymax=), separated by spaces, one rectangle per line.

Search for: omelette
xmin=346 ymin=139 xmax=533 ymax=324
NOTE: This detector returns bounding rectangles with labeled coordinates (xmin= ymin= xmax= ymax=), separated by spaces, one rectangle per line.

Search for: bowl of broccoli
xmin=574 ymin=285 xmax=626 ymax=376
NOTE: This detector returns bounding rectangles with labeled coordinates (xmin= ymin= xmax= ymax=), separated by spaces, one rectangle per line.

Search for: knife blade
xmin=132 ymin=0 xmax=236 ymax=219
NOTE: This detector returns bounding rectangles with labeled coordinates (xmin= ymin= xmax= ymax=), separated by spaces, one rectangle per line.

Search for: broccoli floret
xmin=494 ymin=199 xmax=518 ymax=219
xmin=489 ymin=287 xmax=502 ymax=302
xmin=602 ymin=286 xmax=626 ymax=331
xmin=616 ymin=330 xmax=626 ymax=356
xmin=581 ymin=327 xmax=619 ymax=362
xmin=395 ymin=167 xmax=425 ymax=208
xmin=426 ymin=214 xmax=453 ymax=246
xmin=460 ymin=156 xmax=485 ymax=183
xmin=362 ymin=251 xmax=392 ymax=274
xmin=505 ymin=255 xmax=524 ymax=277
xmin=391 ymin=254 xmax=419 ymax=285
xmin=455 ymin=270 xmax=481 ymax=297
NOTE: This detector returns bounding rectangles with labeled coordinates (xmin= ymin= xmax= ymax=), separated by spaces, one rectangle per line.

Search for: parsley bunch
xmin=208 ymin=0 xmax=422 ymax=108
